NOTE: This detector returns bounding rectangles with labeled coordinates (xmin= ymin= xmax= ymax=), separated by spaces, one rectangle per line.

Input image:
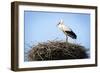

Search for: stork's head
xmin=57 ymin=19 xmax=64 ymax=26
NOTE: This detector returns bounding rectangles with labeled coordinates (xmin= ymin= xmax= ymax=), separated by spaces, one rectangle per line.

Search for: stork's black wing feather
xmin=65 ymin=31 xmax=77 ymax=39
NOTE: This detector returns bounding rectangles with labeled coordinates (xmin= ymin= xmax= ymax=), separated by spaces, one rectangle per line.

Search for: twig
xmin=36 ymin=51 xmax=44 ymax=61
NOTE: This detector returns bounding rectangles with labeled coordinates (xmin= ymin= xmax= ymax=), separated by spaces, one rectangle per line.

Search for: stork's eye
xmin=58 ymin=22 xmax=60 ymax=25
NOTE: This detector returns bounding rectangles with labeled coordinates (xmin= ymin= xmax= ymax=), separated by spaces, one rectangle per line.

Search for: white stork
xmin=57 ymin=19 xmax=77 ymax=42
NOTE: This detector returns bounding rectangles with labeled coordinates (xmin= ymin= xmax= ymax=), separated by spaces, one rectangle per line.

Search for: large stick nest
xmin=28 ymin=41 xmax=88 ymax=61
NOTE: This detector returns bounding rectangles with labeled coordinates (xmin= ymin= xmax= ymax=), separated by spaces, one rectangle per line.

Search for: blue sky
xmin=24 ymin=11 xmax=90 ymax=52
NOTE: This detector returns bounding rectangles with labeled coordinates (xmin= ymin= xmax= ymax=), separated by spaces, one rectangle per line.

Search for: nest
xmin=28 ymin=41 xmax=88 ymax=61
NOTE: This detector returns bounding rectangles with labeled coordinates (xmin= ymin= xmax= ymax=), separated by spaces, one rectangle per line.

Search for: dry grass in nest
xmin=28 ymin=41 xmax=88 ymax=61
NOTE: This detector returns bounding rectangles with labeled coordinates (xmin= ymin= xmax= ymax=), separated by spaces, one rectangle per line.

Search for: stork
xmin=57 ymin=19 xmax=77 ymax=42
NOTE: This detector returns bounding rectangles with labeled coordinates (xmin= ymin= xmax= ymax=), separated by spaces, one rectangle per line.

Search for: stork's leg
xmin=66 ymin=35 xmax=68 ymax=42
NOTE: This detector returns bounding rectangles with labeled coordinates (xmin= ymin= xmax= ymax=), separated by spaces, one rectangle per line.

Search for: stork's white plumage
xmin=57 ymin=19 xmax=77 ymax=42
